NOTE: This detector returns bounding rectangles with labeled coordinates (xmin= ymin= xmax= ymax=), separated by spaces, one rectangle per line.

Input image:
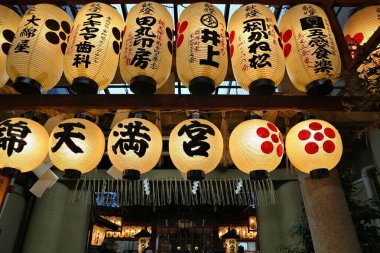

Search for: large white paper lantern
xmin=49 ymin=115 xmax=105 ymax=179
xmin=230 ymin=118 xmax=284 ymax=180
xmin=169 ymin=115 xmax=223 ymax=180
xmin=0 ymin=117 xmax=49 ymax=176
xmin=108 ymin=115 xmax=162 ymax=180
xmin=285 ymin=119 xmax=343 ymax=178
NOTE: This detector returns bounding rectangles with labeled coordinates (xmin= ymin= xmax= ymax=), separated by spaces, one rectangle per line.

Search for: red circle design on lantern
xmin=271 ymin=134 xmax=279 ymax=143
xmin=283 ymin=44 xmax=291 ymax=57
xmin=279 ymin=32 xmax=283 ymax=40
xmin=179 ymin=21 xmax=188 ymax=33
xmin=324 ymin=128 xmax=336 ymax=139
xmin=298 ymin=129 xmax=311 ymax=141
xmin=283 ymin=29 xmax=292 ymax=43
xmin=229 ymin=31 xmax=235 ymax=43
xmin=279 ymin=133 xmax=284 ymax=143
xmin=177 ymin=34 xmax=184 ymax=48
xmin=314 ymin=132 xmax=324 ymax=141
xmin=323 ymin=140 xmax=335 ymax=153
xmin=230 ymin=45 xmax=234 ymax=58
xmin=261 ymin=141 xmax=274 ymax=154
xmin=277 ymin=144 xmax=283 ymax=157
xmin=257 ymin=127 xmax=270 ymax=138
xmin=267 ymin=123 xmax=277 ymax=132
xmin=305 ymin=142 xmax=319 ymax=154
xmin=309 ymin=122 xmax=322 ymax=130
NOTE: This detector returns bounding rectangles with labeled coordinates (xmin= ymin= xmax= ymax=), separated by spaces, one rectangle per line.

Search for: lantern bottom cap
xmin=13 ymin=77 xmax=42 ymax=94
xmin=0 ymin=167 xmax=21 ymax=177
xmin=123 ymin=169 xmax=140 ymax=180
xmin=310 ymin=168 xmax=329 ymax=179
xmin=187 ymin=170 xmax=205 ymax=181
xmin=130 ymin=75 xmax=157 ymax=95
xmin=63 ymin=169 xmax=82 ymax=179
xmin=249 ymin=79 xmax=275 ymax=96
xmin=189 ymin=77 xmax=215 ymax=95
xmin=306 ymin=78 xmax=333 ymax=96
xmin=70 ymin=77 xmax=99 ymax=94
xmin=250 ymin=170 xmax=268 ymax=180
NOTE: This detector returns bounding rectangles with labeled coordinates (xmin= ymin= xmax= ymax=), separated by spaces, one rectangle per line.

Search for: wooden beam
xmin=0 ymin=94 xmax=377 ymax=112
xmin=1 ymin=0 xmax=377 ymax=7
xmin=351 ymin=26 xmax=380 ymax=70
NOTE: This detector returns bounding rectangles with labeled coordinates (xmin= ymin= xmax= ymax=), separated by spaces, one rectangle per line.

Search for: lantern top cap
xmin=135 ymin=228 xmax=152 ymax=238
xmin=221 ymin=228 xmax=240 ymax=239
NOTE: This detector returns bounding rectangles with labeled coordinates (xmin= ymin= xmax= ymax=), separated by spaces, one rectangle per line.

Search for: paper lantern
xmin=91 ymin=225 xmax=106 ymax=247
xmin=343 ymin=6 xmax=380 ymax=94
xmin=228 ymin=4 xmax=285 ymax=95
xmin=221 ymin=229 xmax=240 ymax=253
xmin=135 ymin=228 xmax=151 ymax=253
xmin=0 ymin=117 xmax=49 ymax=176
xmin=169 ymin=115 xmax=223 ymax=180
xmin=120 ymin=2 xmax=174 ymax=94
xmin=279 ymin=4 xmax=341 ymax=95
xmin=285 ymin=119 xmax=343 ymax=178
xmin=229 ymin=119 xmax=284 ymax=180
xmin=108 ymin=115 xmax=162 ymax=180
xmin=248 ymin=216 xmax=257 ymax=232
xmin=6 ymin=4 xmax=72 ymax=94
xmin=0 ymin=6 xmax=21 ymax=88
xmin=49 ymin=115 xmax=105 ymax=179
xmin=176 ymin=2 xmax=228 ymax=94
xmin=64 ymin=3 xmax=124 ymax=94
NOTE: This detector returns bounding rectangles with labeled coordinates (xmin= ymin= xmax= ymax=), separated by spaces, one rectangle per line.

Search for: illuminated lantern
xmin=135 ymin=228 xmax=152 ymax=253
xmin=120 ymin=2 xmax=174 ymax=94
xmin=279 ymin=4 xmax=341 ymax=96
xmin=49 ymin=114 xmax=105 ymax=179
xmin=0 ymin=117 xmax=49 ymax=176
xmin=64 ymin=3 xmax=124 ymax=94
xmin=6 ymin=4 xmax=72 ymax=94
xmin=248 ymin=216 xmax=257 ymax=232
xmin=343 ymin=6 xmax=380 ymax=94
xmin=221 ymin=228 xmax=240 ymax=253
xmin=91 ymin=225 xmax=106 ymax=246
xmin=176 ymin=2 xmax=228 ymax=94
xmin=169 ymin=114 xmax=223 ymax=180
xmin=285 ymin=119 xmax=343 ymax=179
xmin=228 ymin=4 xmax=285 ymax=95
xmin=0 ymin=6 xmax=21 ymax=88
xmin=229 ymin=117 xmax=284 ymax=180
xmin=108 ymin=114 xmax=162 ymax=180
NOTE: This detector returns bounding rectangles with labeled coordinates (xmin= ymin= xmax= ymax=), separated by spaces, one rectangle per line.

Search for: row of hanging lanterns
xmin=0 ymin=112 xmax=343 ymax=181
xmin=2 ymin=3 xmax=376 ymax=96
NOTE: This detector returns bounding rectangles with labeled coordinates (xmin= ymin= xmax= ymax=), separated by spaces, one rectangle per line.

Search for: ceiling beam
xmin=351 ymin=26 xmax=380 ymax=70
xmin=0 ymin=94 xmax=377 ymax=112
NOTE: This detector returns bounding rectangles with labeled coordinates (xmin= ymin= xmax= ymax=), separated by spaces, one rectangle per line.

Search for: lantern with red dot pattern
xmin=285 ymin=119 xmax=343 ymax=179
xmin=229 ymin=119 xmax=284 ymax=180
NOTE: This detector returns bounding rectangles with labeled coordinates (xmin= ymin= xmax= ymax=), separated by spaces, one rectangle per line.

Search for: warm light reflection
xmin=91 ymin=225 xmax=106 ymax=246
xmin=106 ymin=225 xmax=152 ymax=239
xmin=218 ymin=226 xmax=257 ymax=240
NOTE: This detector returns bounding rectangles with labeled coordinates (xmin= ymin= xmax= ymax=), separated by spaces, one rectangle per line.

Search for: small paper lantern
xmin=0 ymin=117 xmax=49 ymax=176
xmin=228 ymin=4 xmax=285 ymax=95
xmin=64 ymin=3 xmax=124 ymax=94
xmin=135 ymin=228 xmax=151 ymax=253
xmin=279 ymin=4 xmax=341 ymax=95
xmin=176 ymin=2 xmax=228 ymax=94
xmin=0 ymin=6 xmax=21 ymax=88
xmin=222 ymin=229 xmax=240 ymax=253
xmin=49 ymin=115 xmax=105 ymax=179
xmin=169 ymin=115 xmax=223 ymax=180
xmin=229 ymin=119 xmax=284 ymax=180
xmin=91 ymin=225 xmax=106 ymax=247
xmin=6 ymin=4 xmax=72 ymax=94
xmin=248 ymin=216 xmax=257 ymax=232
xmin=285 ymin=119 xmax=343 ymax=178
xmin=343 ymin=6 xmax=380 ymax=94
xmin=120 ymin=2 xmax=174 ymax=94
xmin=108 ymin=115 xmax=162 ymax=180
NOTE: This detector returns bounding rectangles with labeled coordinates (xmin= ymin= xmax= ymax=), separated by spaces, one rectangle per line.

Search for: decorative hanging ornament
xmin=6 ymin=4 xmax=72 ymax=94
xmin=0 ymin=6 xmax=21 ymax=88
xmin=176 ymin=2 xmax=228 ymax=95
xmin=221 ymin=228 xmax=240 ymax=253
xmin=279 ymin=4 xmax=341 ymax=96
xmin=169 ymin=114 xmax=223 ymax=180
xmin=120 ymin=2 xmax=174 ymax=94
xmin=229 ymin=117 xmax=284 ymax=180
xmin=64 ymin=2 xmax=124 ymax=94
xmin=0 ymin=117 xmax=49 ymax=176
xmin=108 ymin=114 xmax=163 ymax=180
xmin=135 ymin=228 xmax=152 ymax=253
xmin=49 ymin=114 xmax=105 ymax=179
xmin=285 ymin=119 xmax=343 ymax=179
xmin=228 ymin=4 xmax=285 ymax=95
xmin=343 ymin=6 xmax=380 ymax=94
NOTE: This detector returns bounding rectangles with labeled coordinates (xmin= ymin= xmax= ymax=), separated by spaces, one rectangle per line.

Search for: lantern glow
xmin=135 ymin=228 xmax=152 ymax=253
xmin=221 ymin=229 xmax=240 ymax=253
xmin=91 ymin=225 xmax=106 ymax=247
